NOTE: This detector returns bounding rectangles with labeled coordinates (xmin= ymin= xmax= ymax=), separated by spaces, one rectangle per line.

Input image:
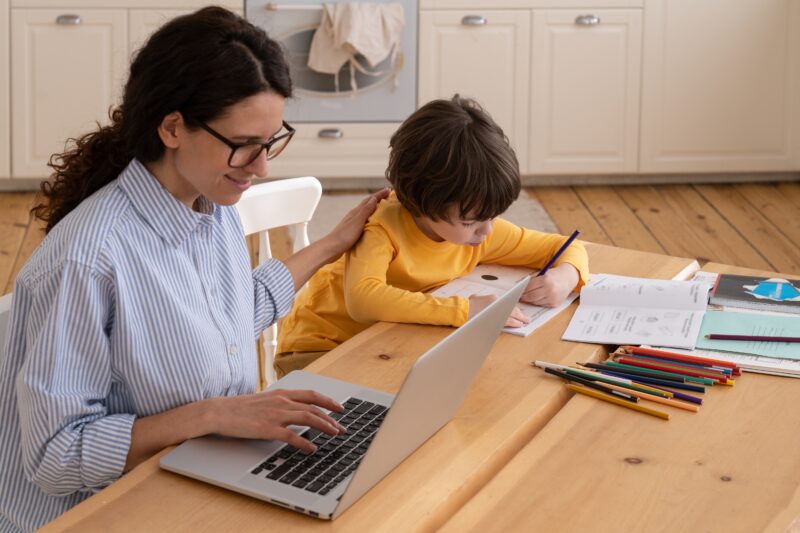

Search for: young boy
xmin=275 ymin=95 xmax=589 ymax=376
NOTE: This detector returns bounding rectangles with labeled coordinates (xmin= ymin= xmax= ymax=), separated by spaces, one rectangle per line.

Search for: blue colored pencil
xmin=597 ymin=369 xmax=706 ymax=393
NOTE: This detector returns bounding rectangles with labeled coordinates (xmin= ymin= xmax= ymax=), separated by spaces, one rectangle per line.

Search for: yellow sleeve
xmin=481 ymin=219 xmax=590 ymax=289
xmin=344 ymin=225 xmax=470 ymax=326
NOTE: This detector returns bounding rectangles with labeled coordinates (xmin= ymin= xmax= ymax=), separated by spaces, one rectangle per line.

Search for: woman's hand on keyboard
xmin=207 ymin=389 xmax=348 ymax=452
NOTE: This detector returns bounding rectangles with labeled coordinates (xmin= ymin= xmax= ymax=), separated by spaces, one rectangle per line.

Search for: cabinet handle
xmin=56 ymin=14 xmax=82 ymax=25
xmin=574 ymin=14 xmax=601 ymax=26
xmin=318 ymin=128 xmax=343 ymax=139
xmin=461 ymin=15 xmax=487 ymax=26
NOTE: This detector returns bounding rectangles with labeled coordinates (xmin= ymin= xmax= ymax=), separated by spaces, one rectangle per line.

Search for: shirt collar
xmin=119 ymin=158 xmax=216 ymax=247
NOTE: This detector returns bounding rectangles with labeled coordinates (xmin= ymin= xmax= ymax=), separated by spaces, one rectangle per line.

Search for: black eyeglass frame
xmin=195 ymin=120 xmax=295 ymax=168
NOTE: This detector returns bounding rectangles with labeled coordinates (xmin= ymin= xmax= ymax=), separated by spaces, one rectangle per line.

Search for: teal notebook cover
xmin=696 ymin=310 xmax=800 ymax=359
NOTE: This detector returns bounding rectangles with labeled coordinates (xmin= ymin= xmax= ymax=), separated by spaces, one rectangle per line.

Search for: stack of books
xmin=669 ymin=272 xmax=800 ymax=378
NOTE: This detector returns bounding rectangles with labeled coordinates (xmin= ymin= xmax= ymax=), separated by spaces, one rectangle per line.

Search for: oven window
xmin=282 ymin=27 xmax=396 ymax=95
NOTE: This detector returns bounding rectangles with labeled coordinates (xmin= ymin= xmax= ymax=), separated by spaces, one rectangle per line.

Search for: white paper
xmin=561 ymin=274 xmax=710 ymax=349
xmin=431 ymin=264 xmax=578 ymax=337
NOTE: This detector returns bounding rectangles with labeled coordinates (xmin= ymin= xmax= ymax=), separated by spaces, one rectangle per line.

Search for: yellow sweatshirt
xmin=277 ymin=195 xmax=589 ymax=354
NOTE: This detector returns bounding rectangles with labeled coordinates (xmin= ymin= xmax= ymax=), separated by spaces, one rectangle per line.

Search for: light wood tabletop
xmin=442 ymin=263 xmax=800 ymax=533
xmin=40 ymin=243 xmax=698 ymax=532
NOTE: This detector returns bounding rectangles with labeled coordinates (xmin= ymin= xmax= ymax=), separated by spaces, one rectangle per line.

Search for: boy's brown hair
xmin=386 ymin=95 xmax=521 ymax=222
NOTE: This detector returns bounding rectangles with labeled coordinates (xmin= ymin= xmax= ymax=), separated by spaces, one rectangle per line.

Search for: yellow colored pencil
xmin=600 ymin=382 xmax=699 ymax=413
xmin=567 ymin=384 xmax=670 ymax=420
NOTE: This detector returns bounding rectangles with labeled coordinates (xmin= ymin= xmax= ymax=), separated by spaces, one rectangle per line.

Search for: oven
xmin=246 ymin=0 xmax=417 ymax=123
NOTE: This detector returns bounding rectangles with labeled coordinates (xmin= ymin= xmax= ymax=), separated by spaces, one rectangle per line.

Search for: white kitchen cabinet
xmin=11 ymin=9 xmax=128 ymax=178
xmin=418 ymin=10 xmax=531 ymax=170
xmin=529 ymin=9 xmax=642 ymax=174
xmin=0 ymin=0 xmax=9 ymax=178
xmin=640 ymin=0 xmax=800 ymax=173
xmin=268 ymin=123 xmax=398 ymax=179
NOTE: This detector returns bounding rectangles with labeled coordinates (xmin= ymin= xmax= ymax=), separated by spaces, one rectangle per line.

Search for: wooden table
xmin=40 ymin=244 xmax=698 ymax=532
xmin=442 ymin=263 xmax=800 ymax=533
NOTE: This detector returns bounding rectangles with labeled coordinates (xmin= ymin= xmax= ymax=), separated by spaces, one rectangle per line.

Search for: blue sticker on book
xmin=744 ymin=279 xmax=800 ymax=302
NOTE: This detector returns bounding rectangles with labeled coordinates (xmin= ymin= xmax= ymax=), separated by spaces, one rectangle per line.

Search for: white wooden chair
xmin=236 ymin=176 xmax=322 ymax=387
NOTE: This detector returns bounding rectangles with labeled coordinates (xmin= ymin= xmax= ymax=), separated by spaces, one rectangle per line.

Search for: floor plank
xmin=573 ymin=187 xmax=664 ymax=254
xmin=695 ymin=184 xmax=800 ymax=273
xmin=0 ymin=193 xmax=37 ymax=294
xmin=528 ymin=187 xmax=612 ymax=245
xmin=775 ymin=182 xmax=800 ymax=209
xmin=614 ymin=186 xmax=714 ymax=261
xmin=734 ymin=183 xmax=800 ymax=250
xmin=657 ymin=185 xmax=771 ymax=269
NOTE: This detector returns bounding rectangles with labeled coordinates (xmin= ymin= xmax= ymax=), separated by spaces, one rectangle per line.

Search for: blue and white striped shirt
xmin=0 ymin=159 xmax=296 ymax=532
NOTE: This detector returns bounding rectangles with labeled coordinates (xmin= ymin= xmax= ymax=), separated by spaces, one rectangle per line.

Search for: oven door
xmin=247 ymin=0 xmax=417 ymax=123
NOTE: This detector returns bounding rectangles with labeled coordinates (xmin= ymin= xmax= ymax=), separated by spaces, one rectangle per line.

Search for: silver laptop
xmin=160 ymin=276 xmax=529 ymax=519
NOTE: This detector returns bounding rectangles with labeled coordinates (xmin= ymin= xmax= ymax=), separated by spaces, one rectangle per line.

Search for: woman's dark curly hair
xmin=33 ymin=6 xmax=292 ymax=232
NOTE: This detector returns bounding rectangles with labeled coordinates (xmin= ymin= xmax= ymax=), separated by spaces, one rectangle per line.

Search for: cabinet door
xmin=267 ymin=123 xmax=397 ymax=179
xmin=419 ymin=10 xmax=530 ymax=170
xmin=11 ymin=9 xmax=128 ymax=178
xmin=0 ymin=0 xmax=9 ymax=178
xmin=529 ymin=9 xmax=642 ymax=174
xmin=640 ymin=0 xmax=800 ymax=172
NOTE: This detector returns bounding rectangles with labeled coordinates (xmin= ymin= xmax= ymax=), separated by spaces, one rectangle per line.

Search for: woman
xmin=0 ymin=7 xmax=388 ymax=532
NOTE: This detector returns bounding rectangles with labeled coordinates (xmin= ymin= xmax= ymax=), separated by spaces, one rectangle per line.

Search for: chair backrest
xmin=0 ymin=293 xmax=12 ymax=359
xmin=235 ymin=177 xmax=322 ymax=387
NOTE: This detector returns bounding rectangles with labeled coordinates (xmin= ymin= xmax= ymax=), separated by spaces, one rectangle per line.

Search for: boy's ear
xmin=157 ymin=112 xmax=184 ymax=149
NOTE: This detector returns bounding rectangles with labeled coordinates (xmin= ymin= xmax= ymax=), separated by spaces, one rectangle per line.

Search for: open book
xmin=431 ymin=264 xmax=579 ymax=337
xmin=561 ymin=274 xmax=712 ymax=349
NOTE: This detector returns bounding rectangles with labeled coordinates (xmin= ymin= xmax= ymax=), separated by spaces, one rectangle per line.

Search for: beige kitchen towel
xmin=307 ymin=2 xmax=405 ymax=91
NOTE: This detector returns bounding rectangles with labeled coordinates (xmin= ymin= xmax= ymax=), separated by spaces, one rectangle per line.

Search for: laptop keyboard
xmin=249 ymin=397 xmax=388 ymax=495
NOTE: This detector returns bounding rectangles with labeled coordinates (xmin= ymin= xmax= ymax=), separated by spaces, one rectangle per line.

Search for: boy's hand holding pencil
xmin=521 ymin=263 xmax=580 ymax=307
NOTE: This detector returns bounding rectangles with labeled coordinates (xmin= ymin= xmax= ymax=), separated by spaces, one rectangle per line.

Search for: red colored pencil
xmin=623 ymin=346 xmax=739 ymax=371
xmin=616 ymin=355 xmax=731 ymax=384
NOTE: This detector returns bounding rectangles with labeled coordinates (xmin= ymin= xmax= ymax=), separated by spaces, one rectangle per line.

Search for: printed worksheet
xmin=432 ymin=264 xmax=581 ymax=337
xmin=561 ymin=274 xmax=712 ymax=349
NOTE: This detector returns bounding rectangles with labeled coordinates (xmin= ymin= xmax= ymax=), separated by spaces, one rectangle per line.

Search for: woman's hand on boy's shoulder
xmin=323 ymin=188 xmax=391 ymax=257
xmin=521 ymin=264 xmax=580 ymax=307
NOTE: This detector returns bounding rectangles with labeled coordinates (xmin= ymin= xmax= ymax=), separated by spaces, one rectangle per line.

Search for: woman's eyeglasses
xmin=196 ymin=120 xmax=295 ymax=168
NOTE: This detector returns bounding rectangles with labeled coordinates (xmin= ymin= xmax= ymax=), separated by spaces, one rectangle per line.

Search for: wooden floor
xmin=2 ymin=181 xmax=799 ymax=295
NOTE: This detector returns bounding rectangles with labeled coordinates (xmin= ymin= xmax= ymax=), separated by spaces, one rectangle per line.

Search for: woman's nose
xmin=244 ymin=149 xmax=269 ymax=178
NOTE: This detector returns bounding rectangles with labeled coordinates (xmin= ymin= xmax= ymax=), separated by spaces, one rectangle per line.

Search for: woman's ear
xmin=157 ymin=112 xmax=184 ymax=149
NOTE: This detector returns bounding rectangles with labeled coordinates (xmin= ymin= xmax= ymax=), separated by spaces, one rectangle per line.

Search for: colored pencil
xmin=705 ymin=334 xmax=800 ymax=343
xmin=534 ymin=361 xmax=670 ymax=398
xmin=566 ymin=384 xmax=670 ymax=420
xmin=617 ymin=355 xmax=732 ymax=383
xmin=599 ymin=382 xmax=700 ymax=413
xmin=644 ymin=385 xmax=703 ymax=405
xmin=604 ymin=361 xmax=714 ymax=386
xmin=571 ymin=364 xmax=673 ymax=398
xmin=543 ymin=367 xmax=639 ymax=403
xmin=625 ymin=354 xmax=734 ymax=376
xmin=622 ymin=345 xmax=740 ymax=371
xmin=537 ymin=229 xmax=580 ymax=277
xmin=596 ymin=368 xmax=706 ymax=394
xmin=585 ymin=362 xmax=686 ymax=383
xmin=615 ymin=356 xmax=721 ymax=385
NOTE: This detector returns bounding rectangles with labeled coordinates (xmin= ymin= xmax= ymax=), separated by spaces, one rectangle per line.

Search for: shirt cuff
xmin=81 ymin=414 xmax=135 ymax=489
xmin=253 ymin=258 xmax=297 ymax=319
